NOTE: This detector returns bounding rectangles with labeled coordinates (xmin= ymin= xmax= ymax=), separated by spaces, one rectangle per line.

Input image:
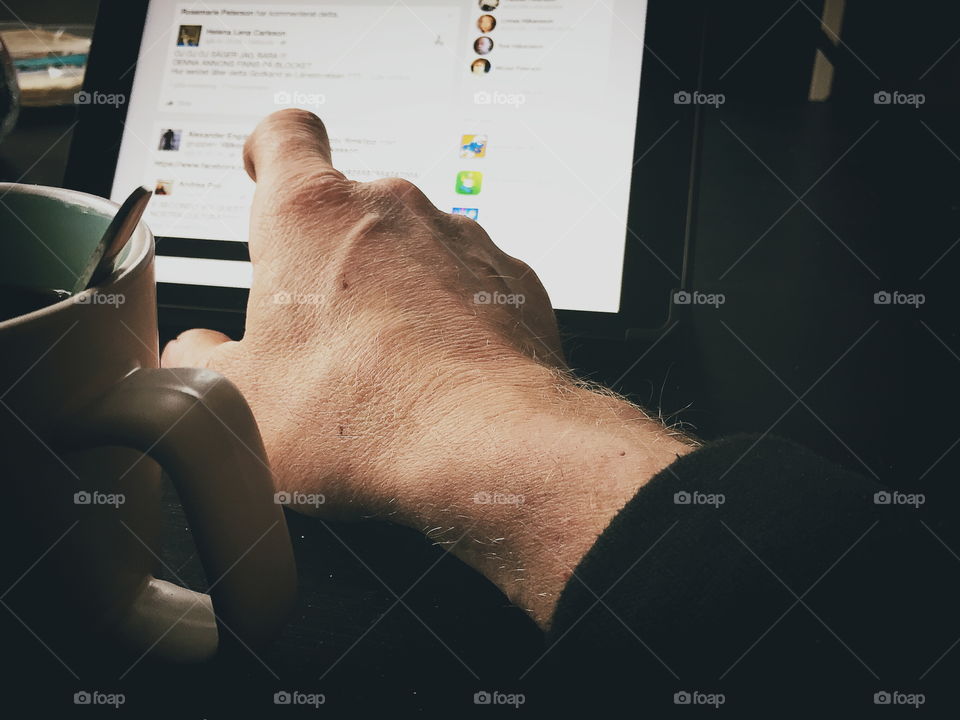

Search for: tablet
xmin=66 ymin=0 xmax=707 ymax=339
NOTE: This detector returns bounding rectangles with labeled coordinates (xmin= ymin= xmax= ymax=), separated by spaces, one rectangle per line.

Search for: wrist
xmin=380 ymin=358 xmax=696 ymax=627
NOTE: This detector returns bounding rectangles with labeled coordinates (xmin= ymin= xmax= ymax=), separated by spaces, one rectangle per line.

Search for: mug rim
xmin=0 ymin=183 xmax=154 ymax=330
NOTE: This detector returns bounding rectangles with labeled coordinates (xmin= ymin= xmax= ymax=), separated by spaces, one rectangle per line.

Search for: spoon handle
xmin=71 ymin=186 xmax=153 ymax=294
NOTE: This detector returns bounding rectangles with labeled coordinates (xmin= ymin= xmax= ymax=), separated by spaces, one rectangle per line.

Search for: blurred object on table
xmin=0 ymin=25 xmax=91 ymax=107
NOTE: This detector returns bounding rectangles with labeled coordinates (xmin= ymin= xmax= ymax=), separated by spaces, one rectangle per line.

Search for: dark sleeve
xmin=539 ymin=435 xmax=953 ymax=712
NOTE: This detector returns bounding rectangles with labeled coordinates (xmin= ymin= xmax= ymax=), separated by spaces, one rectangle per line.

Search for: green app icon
xmin=455 ymin=171 xmax=483 ymax=195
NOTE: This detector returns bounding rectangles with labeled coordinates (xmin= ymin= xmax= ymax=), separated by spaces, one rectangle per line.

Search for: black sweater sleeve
xmin=540 ymin=435 xmax=954 ymax=712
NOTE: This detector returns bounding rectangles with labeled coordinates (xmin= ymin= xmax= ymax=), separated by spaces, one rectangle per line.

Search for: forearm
xmin=379 ymin=360 xmax=695 ymax=628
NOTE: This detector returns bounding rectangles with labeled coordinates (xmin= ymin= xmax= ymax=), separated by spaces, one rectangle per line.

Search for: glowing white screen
xmin=113 ymin=0 xmax=648 ymax=312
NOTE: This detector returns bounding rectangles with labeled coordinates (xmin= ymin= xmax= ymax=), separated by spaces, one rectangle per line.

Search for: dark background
xmin=2 ymin=0 xmax=960 ymax=713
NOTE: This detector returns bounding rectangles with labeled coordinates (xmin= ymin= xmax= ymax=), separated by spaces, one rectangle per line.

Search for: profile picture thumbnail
xmin=177 ymin=25 xmax=202 ymax=47
xmin=154 ymin=180 xmax=174 ymax=196
xmin=474 ymin=37 xmax=494 ymax=55
xmin=479 ymin=0 xmax=499 ymax=10
xmin=471 ymin=58 xmax=491 ymax=75
xmin=158 ymin=128 xmax=182 ymax=151
xmin=478 ymin=15 xmax=497 ymax=33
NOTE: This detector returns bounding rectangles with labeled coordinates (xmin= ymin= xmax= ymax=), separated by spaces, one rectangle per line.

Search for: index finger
xmin=242 ymin=109 xmax=342 ymax=189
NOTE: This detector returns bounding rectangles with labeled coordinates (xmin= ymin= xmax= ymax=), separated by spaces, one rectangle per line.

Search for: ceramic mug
xmin=0 ymin=183 xmax=295 ymax=664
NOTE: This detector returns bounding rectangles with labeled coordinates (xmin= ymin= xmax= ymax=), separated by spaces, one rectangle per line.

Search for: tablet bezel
xmin=65 ymin=0 xmax=707 ymax=340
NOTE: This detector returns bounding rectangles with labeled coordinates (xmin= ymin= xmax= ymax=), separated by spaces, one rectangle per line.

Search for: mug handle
xmin=69 ymin=367 xmax=296 ymax=662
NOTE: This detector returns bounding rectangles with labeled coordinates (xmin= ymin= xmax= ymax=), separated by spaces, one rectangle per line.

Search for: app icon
xmin=460 ymin=134 xmax=487 ymax=159
xmin=452 ymin=207 xmax=479 ymax=220
xmin=455 ymin=171 xmax=483 ymax=195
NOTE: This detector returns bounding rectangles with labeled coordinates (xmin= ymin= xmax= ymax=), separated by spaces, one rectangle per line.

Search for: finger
xmin=161 ymin=328 xmax=233 ymax=369
xmin=242 ymin=109 xmax=341 ymax=188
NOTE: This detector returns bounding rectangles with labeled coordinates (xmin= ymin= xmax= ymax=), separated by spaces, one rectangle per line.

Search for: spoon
xmin=70 ymin=186 xmax=153 ymax=295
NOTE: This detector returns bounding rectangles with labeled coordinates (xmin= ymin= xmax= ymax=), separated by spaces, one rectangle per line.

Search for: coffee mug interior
xmin=0 ymin=187 xmax=130 ymax=292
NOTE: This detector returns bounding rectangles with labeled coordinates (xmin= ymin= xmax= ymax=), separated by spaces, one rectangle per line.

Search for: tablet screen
xmin=112 ymin=0 xmax=649 ymax=313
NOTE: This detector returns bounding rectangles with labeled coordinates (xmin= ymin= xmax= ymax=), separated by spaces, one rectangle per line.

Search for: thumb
xmin=161 ymin=328 xmax=234 ymax=369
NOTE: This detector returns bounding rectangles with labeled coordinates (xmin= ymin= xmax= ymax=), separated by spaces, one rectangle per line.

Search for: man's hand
xmin=163 ymin=110 xmax=693 ymax=626
xmin=163 ymin=110 xmax=562 ymax=512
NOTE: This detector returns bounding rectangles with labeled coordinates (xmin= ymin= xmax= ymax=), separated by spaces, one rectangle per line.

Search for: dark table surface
xmin=3 ymin=0 xmax=960 ymax=712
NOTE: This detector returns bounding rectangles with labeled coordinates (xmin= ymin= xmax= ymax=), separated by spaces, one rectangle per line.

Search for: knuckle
xmin=444 ymin=216 xmax=503 ymax=263
xmin=444 ymin=210 xmax=485 ymax=242
xmin=370 ymin=175 xmax=416 ymax=196
xmin=446 ymin=209 xmax=476 ymax=227
xmin=508 ymin=256 xmax=534 ymax=280
xmin=368 ymin=177 xmax=434 ymax=213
